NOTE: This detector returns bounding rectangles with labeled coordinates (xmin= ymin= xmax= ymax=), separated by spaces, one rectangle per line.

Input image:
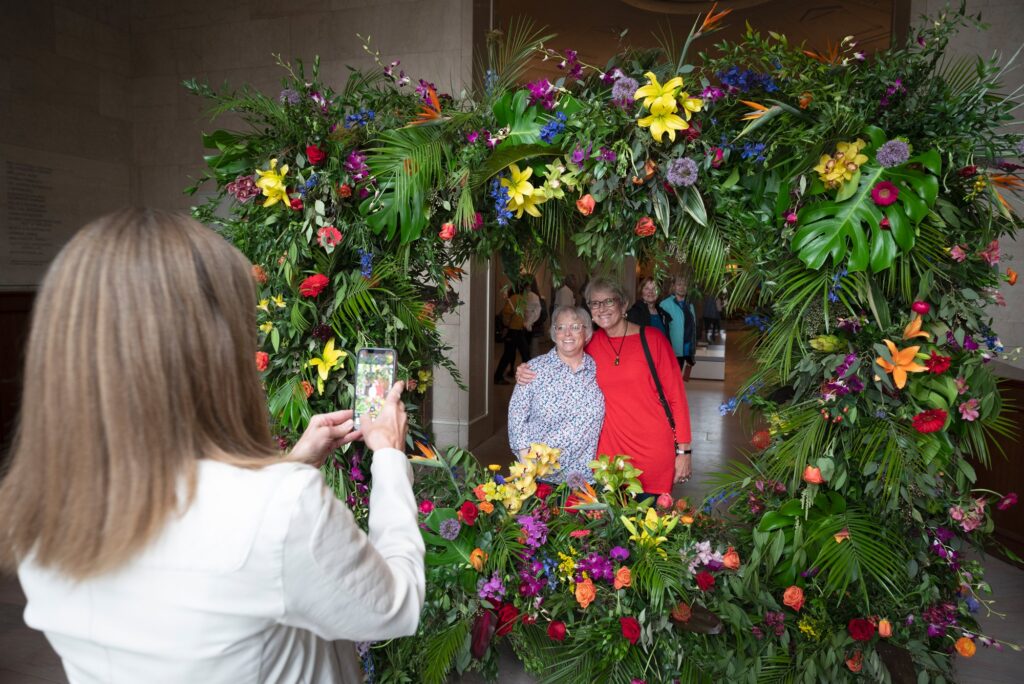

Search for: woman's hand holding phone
xmin=363 ymin=381 xmax=408 ymax=452
xmin=287 ymin=409 xmax=362 ymax=466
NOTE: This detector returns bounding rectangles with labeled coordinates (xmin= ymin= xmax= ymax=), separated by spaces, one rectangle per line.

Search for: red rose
xmin=299 ymin=273 xmax=330 ymax=298
xmin=547 ymin=620 xmax=566 ymax=641
xmin=848 ymin=617 xmax=875 ymax=642
xmin=255 ymin=351 xmax=269 ymax=372
xmin=338 ymin=183 xmax=352 ymax=198
xmin=912 ymin=408 xmax=947 ymax=434
xmin=290 ymin=197 xmax=303 ymax=211
xmin=695 ymin=570 xmax=715 ymax=591
xmin=634 ymin=216 xmax=656 ymax=237
xmin=535 ymin=483 xmax=553 ymax=500
xmin=750 ymin=429 xmax=771 ymax=450
xmin=620 ymin=616 xmax=641 ymax=645
xmin=924 ymin=351 xmax=951 ymax=375
xmin=496 ymin=603 xmax=519 ymax=636
xmin=470 ymin=610 xmax=495 ymax=659
xmin=305 ymin=144 xmax=326 ymax=166
xmin=459 ymin=500 xmax=479 ymax=526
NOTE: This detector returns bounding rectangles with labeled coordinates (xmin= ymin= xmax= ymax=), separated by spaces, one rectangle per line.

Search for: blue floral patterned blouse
xmin=507 ymin=348 xmax=605 ymax=483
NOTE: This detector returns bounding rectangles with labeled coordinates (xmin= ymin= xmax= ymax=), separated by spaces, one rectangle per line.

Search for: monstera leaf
xmin=792 ymin=129 xmax=940 ymax=272
xmin=492 ymin=89 xmax=544 ymax=146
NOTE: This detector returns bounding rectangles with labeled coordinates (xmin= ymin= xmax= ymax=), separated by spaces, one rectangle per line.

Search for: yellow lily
xmin=511 ymin=187 xmax=548 ymax=218
xmin=902 ymin=316 xmax=931 ymax=341
xmin=271 ymin=294 xmax=286 ymax=308
xmin=634 ymin=72 xmax=684 ymax=110
xmin=876 ymin=340 xmax=926 ymax=389
xmin=638 ymin=97 xmax=689 ymax=143
xmin=739 ymin=100 xmax=770 ymax=121
xmin=259 ymin=321 xmax=274 ymax=334
xmin=255 ymin=158 xmax=290 ymax=208
xmin=500 ymin=164 xmax=535 ymax=208
xmin=257 ymin=298 xmax=270 ymax=312
xmin=306 ymin=338 xmax=346 ymax=393
xmin=678 ymin=92 xmax=704 ymax=120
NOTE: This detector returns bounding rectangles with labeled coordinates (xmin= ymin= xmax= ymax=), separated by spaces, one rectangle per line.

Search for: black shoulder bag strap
xmin=639 ymin=325 xmax=676 ymax=432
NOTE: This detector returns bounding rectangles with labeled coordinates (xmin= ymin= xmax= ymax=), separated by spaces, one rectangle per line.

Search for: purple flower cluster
xmin=415 ymin=78 xmax=437 ymax=104
xmin=922 ymin=602 xmax=958 ymax=638
xmin=439 ymin=518 xmax=461 ymax=541
xmin=762 ymin=611 xmax=786 ymax=637
xmin=598 ymin=146 xmax=617 ymax=164
xmin=611 ymin=76 xmax=638 ymax=109
xmin=836 ymin=316 xmax=862 ymax=335
xmin=609 ymin=546 xmax=630 ymax=562
xmin=527 ymin=79 xmax=557 ymax=110
xmin=383 ymin=60 xmax=409 ymax=87
xmin=226 ymin=175 xmax=260 ymax=203
xmin=517 ymin=514 xmax=549 ymax=549
xmin=946 ymin=331 xmax=980 ymax=352
xmin=880 ymin=79 xmax=907 ymax=107
xmin=701 ymin=86 xmax=725 ymax=102
xmin=576 ymin=552 xmax=614 ymax=583
xmin=345 ymin=150 xmax=370 ymax=183
xmin=823 ymin=353 xmax=865 ymax=400
xmin=876 ymin=139 xmax=910 ymax=167
xmin=571 ymin=144 xmax=592 ymax=169
xmin=666 ymin=157 xmax=699 ymax=187
xmin=518 ymin=559 xmax=548 ymax=597
xmin=478 ymin=572 xmax=506 ymax=602
xmin=557 ymin=49 xmax=583 ymax=81
xmin=600 ymin=68 xmax=624 ymax=85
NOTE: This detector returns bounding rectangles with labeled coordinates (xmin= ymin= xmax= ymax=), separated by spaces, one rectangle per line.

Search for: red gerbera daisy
xmin=871 ymin=181 xmax=899 ymax=206
xmin=912 ymin=408 xmax=947 ymax=433
xmin=924 ymin=351 xmax=951 ymax=374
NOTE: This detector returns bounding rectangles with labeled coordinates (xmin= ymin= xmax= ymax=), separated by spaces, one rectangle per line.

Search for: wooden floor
xmin=1 ymin=328 xmax=1021 ymax=683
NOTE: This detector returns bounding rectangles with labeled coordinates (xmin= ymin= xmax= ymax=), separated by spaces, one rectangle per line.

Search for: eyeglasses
xmin=588 ymin=297 xmax=620 ymax=310
xmin=554 ymin=323 xmax=584 ymax=334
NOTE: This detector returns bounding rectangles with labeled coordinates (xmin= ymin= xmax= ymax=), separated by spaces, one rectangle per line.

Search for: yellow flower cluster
xmin=813 ymin=139 xmax=868 ymax=189
xmin=619 ymin=508 xmax=679 ymax=558
xmin=634 ymin=72 xmax=703 ymax=143
xmin=557 ymin=548 xmax=577 ymax=582
xmin=798 ymin=616 xmax=822 ymax=641
xmin=502 ymin=443 xmax=560 ymax=512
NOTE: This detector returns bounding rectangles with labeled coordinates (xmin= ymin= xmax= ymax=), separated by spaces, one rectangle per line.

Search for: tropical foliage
xmin=186 ymin=2 xmax=1023 ymax=681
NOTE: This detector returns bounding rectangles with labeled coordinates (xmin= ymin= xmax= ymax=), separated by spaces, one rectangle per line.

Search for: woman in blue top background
xmin=660 ymin=275 xmax=697 ymax=381
xmin=626 ymin=277 xmax=671 ymax=336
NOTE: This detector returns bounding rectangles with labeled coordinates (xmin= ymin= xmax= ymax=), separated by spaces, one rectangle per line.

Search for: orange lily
xmin=411 ymin=86 xmax=442 ymax=125
xmin=698 ymin=2 xmax=732 ymax=34
xmin=469 ymin=547 xmax=487 ymax=572
xmin=876 ymin=340 xmax=926 ymax=389
xmin=739 ymin=100 xmax=771 ymax=121
xmin=902 ymin=316 xmax=931 ymax=341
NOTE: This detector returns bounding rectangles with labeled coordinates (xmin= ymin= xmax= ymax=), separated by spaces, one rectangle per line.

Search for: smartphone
xmin=353 ymin=347 xmax=397 ymax=430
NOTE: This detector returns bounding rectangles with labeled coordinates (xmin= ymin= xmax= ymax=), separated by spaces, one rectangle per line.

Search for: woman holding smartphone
xmin=0 ymin=209 xmax=424 ymax=683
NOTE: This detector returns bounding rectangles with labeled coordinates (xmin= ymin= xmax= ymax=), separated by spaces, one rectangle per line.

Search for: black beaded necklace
xmin=606 ymin=320 xmax=628 ymax=365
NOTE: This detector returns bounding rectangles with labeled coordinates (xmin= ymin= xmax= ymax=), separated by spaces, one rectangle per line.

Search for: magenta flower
xmin=785 ymin=212 xmax=798 ymax=225
xmin=871 ymin=181 xmax=899 ymax=206
xmin=418 ymin=500 xmax=434 ymax=515
xmin=955 ymin=376 xmax=969 ymax=395
xmin=466 ymin=130 xmax=480 ymax=144
xmin=958 ymin=398 xmax=980 ymax=422
xmin=979 ymin=240 xmax=1000 ymax=266
xmin=997 ymin=493 xmax=1018 ymax=510
xmin=950 ymin=244 xmax=968 ymax=262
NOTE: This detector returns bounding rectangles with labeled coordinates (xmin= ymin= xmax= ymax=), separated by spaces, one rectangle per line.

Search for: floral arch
xmin=188 ymin=5 xmax=1022 ymax=682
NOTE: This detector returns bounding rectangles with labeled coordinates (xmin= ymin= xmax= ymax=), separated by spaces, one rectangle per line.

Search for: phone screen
xmin=353 ymin=348 xmax=396 ymax=429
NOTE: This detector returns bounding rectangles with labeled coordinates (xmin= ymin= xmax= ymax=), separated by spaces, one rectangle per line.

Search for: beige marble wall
xmin=911 ymin=0 xmax=1024 ymax=369
xmin=0 ymin=1 xmax=132 ymax=288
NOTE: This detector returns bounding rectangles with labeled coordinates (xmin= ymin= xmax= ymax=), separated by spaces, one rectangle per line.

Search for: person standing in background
xmin=524 ymin=277 xmax=544 ymax=358
xmin=703 ymin=292 xmax=722 ymax=342
xmin=661 ymin=275 xmax=697 ymax=382
xmin=494 ymin=282 xmax=531 ymax=385
xmin=554 ymin=274 xmax=577 ymax=309
xmin=627 ymin=277 xmax=671 ymax=337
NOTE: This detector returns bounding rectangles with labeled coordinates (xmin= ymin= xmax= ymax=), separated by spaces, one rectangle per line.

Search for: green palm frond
xmin=679 ymin=218 xmax=727 ymax=294
xmin=422 ymin=618 xmax=470 ymax=684
xmin=936 ymin=54 xmax=982 ymax=98
xmin=487 ymin=17 xmax=555 ymax=94
xmin=755 ymin=654 xmax=797 ymax=684
xmin=470 ymin=143 xmax=560 ymax=188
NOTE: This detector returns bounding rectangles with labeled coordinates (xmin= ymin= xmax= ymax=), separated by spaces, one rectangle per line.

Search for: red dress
xmin=586 ymin=327 xmax=692 ymax=494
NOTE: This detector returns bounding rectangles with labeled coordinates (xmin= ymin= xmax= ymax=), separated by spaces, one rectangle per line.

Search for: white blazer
xmin=18 ymin=448 xmax=425 ymax=683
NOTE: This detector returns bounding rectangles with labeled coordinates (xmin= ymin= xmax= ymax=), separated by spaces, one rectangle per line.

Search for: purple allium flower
xmin=439 ymin=518 xmax=461 ymax=540
xmin=279 ymin=88 xmax=301 ymax=105
xmin=877 ymin=140 xmax=911 ymax=167
xmin=610 ymin=546 xmax=630 ymax=561
xmin=477 ymin=572 xmax=506 ymax=602
xmin=611 ymin=76 xmax=638 ymax=109
xmin=666 ymin=157 xmax=699 ymax=187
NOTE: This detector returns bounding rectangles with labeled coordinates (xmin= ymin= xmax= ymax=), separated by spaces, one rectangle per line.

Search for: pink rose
xmin=439 ymin=222 xmax=456 ymax=241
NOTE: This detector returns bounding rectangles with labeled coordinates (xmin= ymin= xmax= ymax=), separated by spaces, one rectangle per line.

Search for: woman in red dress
xmin=518 ymin=276 xmax=692 ymax=494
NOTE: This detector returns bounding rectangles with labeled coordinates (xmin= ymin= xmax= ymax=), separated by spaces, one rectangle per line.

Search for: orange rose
xmin=469 ymin=547 xmax=487 ymax=572
xmin=846 ymin=651 xmax=863 ymax=673
xmin=803 ymin=465 xmax=825 ymax=485
xmin=478 ymin=501 xmax=495 ymax=514
xmin=674 ymin=498 xmax=689 ymax=513
xmin=643 ymin=158 xmax=657 ymax=180
xmin=255 ymin=351 xmax=269 ymax=372
xmin=955 ymin=636 xmax=976 ymax=658
xmin=680 ymin=514 xmax=694 ymax=524
xmin=473 ymin=485 xmax=488 ymax=501
xmin=670 ymin=602 xmax=692 ymax=623
xmin=576 ymin=194 xmax=596 ymax=216
xmin=575 ymin=578 xmax=596 ymax=609
xmin=783 ymin=585 xmax=805 ymax=612
xmin=722 ymin=546 xmax=741 ymax=570
xmin=613 ymin=566 xmax=632 ymax=590
xmin=634 ymin=216 xmax=656 ymax=237
xmin=878 ymin=618 xmax=892 ymax=638
xmin=300 ymin=380 xmax=314 ymax=398
xmin=1008 ymin=268 xmax=1018 ymax=286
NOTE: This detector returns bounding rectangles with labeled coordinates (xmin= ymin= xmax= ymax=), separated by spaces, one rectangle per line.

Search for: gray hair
xmin=583 ymin=275 xmax=627 ymax=307
xmin=550 ymin=306 xmax=593 ymax=343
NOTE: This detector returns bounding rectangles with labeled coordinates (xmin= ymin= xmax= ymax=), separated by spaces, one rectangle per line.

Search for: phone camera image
xmin=353 ymin=349 xmax=396 ymax=429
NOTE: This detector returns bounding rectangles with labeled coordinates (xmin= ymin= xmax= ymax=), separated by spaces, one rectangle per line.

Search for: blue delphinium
xmin=357 ymin=249 xmax=374 ymax=278
xmin=718 ymin=66 xmax=778 ymax=93
xmin=741 ymin=141 xmax=767 ymax=163
xmin=344 ymin=109 xmax=376 ymax=128
xmin=828 ymin=268 xmax=848 ymax=303
xmin=489 ymin=178 xmax=514 ymax=226
xmin=719 ymin=397 xmax=738 ymax=416
xmin=539 ymin=111 xmax=567 ymax=144
xmin=298 ymin=173 xmax=318 ymax=197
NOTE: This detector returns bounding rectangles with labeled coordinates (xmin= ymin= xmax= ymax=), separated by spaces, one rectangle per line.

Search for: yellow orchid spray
xmin=255 ymin=158 xmax=291 ymax=207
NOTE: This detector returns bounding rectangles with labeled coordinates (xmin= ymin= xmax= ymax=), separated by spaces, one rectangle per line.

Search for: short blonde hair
xmin=0 ymin=208 xmax=278 ymax=578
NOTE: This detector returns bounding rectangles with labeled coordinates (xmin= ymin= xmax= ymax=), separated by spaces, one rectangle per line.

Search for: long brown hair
xmin=0 ymin=208 xmax=278 ymax=578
